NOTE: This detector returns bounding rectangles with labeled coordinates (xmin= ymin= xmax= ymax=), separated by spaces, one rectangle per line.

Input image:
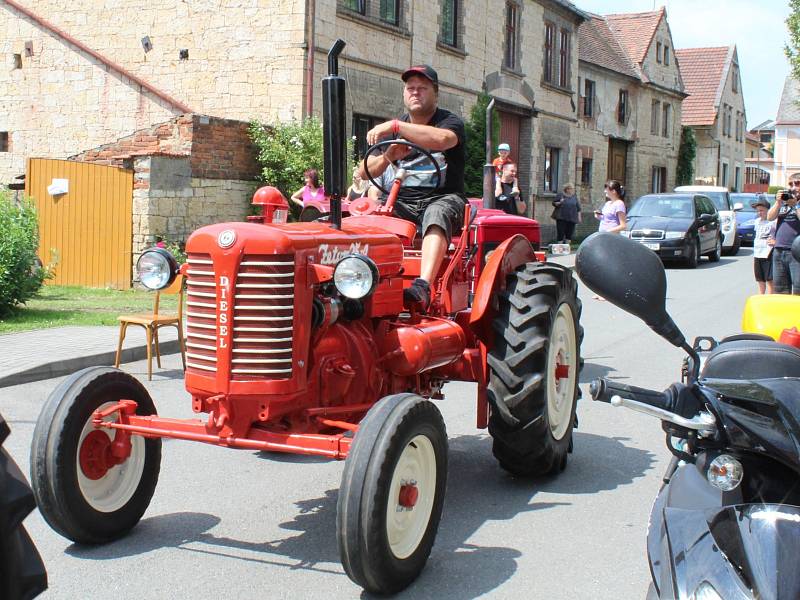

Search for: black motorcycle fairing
xmin=708 ymin=504 xmax=800 ymax=600
xmin=648 ymin=461 xmax=732 ymax=597
xmin=658 ymin=506 xmax=755 ymax=599
xmin=701 ymin=378 xmax=800 ymax=475
xmin=655 ymin=503 xmax=800 ymax=599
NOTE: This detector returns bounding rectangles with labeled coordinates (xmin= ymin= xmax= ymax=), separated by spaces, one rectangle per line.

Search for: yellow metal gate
xmin=25 ymin=158 xmax=134 ymax=289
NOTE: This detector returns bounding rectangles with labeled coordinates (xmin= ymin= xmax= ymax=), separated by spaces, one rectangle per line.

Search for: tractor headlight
xmin=136 ymin=248 xmax=178 ymax=290
xmin=333 ymin=254 xmax=379 ymax=299
xmin=706 ymin=454 xmax=743 ymax=491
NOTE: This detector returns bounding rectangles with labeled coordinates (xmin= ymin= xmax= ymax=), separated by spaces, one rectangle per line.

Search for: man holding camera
xmin=767 ymin=186 xmax=800 ymax=294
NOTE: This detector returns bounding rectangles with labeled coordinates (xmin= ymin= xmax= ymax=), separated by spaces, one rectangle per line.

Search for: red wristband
xmin=391 ymin=119 xmax=400 ymax=135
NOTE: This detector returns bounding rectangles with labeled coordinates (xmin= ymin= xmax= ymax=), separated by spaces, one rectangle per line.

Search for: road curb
xmin=0 ymin=340 xmax=181 ymax=389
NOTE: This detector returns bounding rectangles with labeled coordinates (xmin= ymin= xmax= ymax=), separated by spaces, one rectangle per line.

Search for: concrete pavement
xmin=0 ymin=325 xmax=180 ymax=388
xmin=0 ymin=252 xmax=575 ymax=389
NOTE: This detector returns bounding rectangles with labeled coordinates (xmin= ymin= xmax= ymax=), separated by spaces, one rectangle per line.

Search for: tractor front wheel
xmin=337 ymin=393 xmax=448 ymax=595
xmin=30 ymin=367 xmax=161 ymax=544
xmin=488 ymin=263 xmax=582 ymax=477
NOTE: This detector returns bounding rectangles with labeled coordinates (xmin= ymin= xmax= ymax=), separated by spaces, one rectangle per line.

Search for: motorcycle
xmin=575 ymin=232 xmax=800 ymax=600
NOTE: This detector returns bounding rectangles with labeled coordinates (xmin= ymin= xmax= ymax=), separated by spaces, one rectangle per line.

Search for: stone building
xmin=574 ymin=7 xmax=685 ymax=226
xmin=2 ymin=0 xmax=593 ymax=248
xmin=675 ymin=45 xmax=746 ymax=191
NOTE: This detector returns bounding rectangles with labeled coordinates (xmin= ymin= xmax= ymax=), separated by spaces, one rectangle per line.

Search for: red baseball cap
xmin=402 ymin=65 xmax=438 ymax=85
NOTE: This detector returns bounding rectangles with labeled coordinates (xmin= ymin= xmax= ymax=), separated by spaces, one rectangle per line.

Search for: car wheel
xmin=685 ymin=237 xmax=699 ymax=269
xmin=708 ymin=235 xmax=722 ymax=262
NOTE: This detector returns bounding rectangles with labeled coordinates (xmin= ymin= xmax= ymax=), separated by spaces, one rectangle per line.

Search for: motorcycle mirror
xmin=793 ymin=235 xmax=800 ymax=262
xmin=575 ymin=233 xmax=686 ymax=348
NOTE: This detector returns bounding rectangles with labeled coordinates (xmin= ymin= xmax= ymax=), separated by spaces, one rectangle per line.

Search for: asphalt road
xmin=1 ymin=248 xmax=758 ymax=600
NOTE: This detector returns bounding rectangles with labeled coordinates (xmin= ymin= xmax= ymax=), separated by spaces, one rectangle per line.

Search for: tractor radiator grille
xmin=185 ymin=253 xmax=219 ymax=375
xmin=231 ymin=254 xmax=295 ymax=380
xmin=184 ymin=253 xmax=296 ymax=379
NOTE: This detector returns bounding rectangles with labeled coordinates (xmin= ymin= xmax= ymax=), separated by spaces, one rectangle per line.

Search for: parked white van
xmin=674 ymin=185 xmax=742 ymax=255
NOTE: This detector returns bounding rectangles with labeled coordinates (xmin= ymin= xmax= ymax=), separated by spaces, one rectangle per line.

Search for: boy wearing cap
xmin=752 ymin=197 xmax=776 ymax=294
xmin=360 ymin=64 xmax=466 ymax=312
xmin=493 ymin=143 xmax=512 ymax=177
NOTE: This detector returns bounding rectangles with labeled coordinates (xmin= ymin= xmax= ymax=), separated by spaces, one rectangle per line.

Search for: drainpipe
xmin=305 ymin=0 xmax=317 ymax=117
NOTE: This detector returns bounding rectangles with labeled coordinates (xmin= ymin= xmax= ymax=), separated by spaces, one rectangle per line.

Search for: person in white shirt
xmin=752 ymin=197 xmax=777 ymax=294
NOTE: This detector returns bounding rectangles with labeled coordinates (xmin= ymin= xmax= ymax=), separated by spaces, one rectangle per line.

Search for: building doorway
xmin=607 ymin=138 xmax=628 ymax=186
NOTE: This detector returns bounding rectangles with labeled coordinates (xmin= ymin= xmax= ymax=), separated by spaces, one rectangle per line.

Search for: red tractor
xmin=30 ymin=41 xmax=582 ymax=595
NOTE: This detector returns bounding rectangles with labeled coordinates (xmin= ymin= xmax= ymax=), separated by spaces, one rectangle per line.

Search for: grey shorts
xmin=393 ymin=193 xmax=468 ymax=240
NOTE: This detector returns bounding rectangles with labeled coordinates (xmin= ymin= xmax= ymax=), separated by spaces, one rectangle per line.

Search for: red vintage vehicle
xmin=30 ymin=41 xmax=582 ymax=595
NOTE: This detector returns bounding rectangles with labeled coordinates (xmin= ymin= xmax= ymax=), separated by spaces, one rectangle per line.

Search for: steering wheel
xmin=362 ymin=139 xmax=444 ymax=204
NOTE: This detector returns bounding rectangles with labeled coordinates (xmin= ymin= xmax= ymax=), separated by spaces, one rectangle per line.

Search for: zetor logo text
xmin=318 ymin=242 xmax=370 ymax=265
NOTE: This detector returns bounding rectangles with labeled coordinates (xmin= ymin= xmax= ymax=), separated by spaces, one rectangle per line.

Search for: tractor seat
xmin=701 ymin=339 xmax=800 ymax=380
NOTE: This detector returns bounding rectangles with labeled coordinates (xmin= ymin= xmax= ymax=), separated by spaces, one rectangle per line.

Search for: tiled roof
xmin=776 ymin=76 xmax=800 ymax=124
xmin=674 ymin=46 xmax=731 ymax=126
xmin=605 ymin=9 xmax=664 ymax=66
xmin=578 ymin=14 xmax=639 ymax=79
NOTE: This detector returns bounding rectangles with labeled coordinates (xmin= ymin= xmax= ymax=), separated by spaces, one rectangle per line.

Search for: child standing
xmin=752 ymin=197 xmax=776 ymax=294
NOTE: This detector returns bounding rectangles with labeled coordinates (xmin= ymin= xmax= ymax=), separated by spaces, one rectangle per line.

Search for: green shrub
xmin=768 ymin=185 xmax=783 ymax=195
xmin=676 ymin=126 xmax=696 ymax=187
xmin=250 ymin=118 xmax=325 ymax=221
xmin=0 ymin=190 xmax=51 ymax=315
xmin=464 ymin=93 xmax=500 ymax=198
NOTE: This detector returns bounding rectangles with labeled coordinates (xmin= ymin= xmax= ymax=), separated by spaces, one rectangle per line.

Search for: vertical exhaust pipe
xmin=483 ymin=97 xmax=496 ymax=209
xmin=322 ymin=39 xmax=346 ymax=229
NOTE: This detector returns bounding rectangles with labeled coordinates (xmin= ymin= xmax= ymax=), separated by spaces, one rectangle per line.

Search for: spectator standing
xmin=751 ymin=197 xmax=776 ymax=294
xmin=494 ymin=163 xmax=526 ymax=215
xmin=552 ymin=183 xmax=581 ymax=244
xmin=767 ymin=188 xmax=800 ymax=294
xmin=290 ymin=169 xmax=325 ymax=209
xmin=492 ymin=143 xmax=513 ymax=177
xmin=595 ymin=180 xmax=627 ymax=233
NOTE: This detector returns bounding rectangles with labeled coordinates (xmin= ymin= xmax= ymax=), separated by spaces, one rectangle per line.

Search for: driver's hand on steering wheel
xmin=366 ymin=121 xmax=395 ymax=145
xmin=384 ymin=143 xmax=412 ymax=163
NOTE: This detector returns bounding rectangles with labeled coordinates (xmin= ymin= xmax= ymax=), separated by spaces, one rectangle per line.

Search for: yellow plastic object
xmin=741 ymin=294 xmax=800 ymax=340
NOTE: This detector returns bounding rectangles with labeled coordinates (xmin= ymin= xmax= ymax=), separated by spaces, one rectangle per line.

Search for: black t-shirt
xmin=774 ymin=204 xmax=800 ymax=248
xmin=495 ymin=181 xmax=519 ymax=215
xmin=398 ymin=108 xmax=465 ymax=197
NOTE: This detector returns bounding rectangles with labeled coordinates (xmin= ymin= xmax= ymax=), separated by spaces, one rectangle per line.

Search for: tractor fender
xmin=469 ymin=234 xmax=536 ymax=347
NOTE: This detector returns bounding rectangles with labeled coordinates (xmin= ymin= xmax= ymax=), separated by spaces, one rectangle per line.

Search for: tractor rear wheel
xmin=337 ymin=393 xmax=447 ymax=595
xmin=488 ymin=263 xmax=582 ymax=477
xmin=30 ymin=367 xmax=161 ymax=544
xmin=0 ymin=413 xmax=47 ymax=599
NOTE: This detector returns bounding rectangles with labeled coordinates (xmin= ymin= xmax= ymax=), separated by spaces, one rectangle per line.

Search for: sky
xmin=576 ymin=0 xmax=791 ymax=128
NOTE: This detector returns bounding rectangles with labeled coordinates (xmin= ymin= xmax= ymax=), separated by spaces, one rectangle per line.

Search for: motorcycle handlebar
xmin=590 ymin=378 xmax=670 ymax=411
xmin=589 ymin=378 xmax=717 ymax=435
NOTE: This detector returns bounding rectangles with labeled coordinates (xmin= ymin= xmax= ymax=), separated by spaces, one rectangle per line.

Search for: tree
xmin=786 ymin=0 xmax=800 ymax=78
xmin=676 ymin=126 xmax=697 ymax=187
xmin=463 ymin=93 xmax=501 ymax=198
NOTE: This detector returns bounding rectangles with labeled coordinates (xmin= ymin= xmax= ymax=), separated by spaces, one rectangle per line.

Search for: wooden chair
xmin=115 ymin=274 xmax=186 ymax=380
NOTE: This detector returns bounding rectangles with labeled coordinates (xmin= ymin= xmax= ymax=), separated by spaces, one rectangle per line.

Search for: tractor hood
xmin=186 ymin=221 xmax=404 ymax=275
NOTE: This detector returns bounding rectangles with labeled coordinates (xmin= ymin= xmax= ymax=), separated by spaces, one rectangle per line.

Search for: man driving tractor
xmin=360 ymin=64 xmax=466 ymax=312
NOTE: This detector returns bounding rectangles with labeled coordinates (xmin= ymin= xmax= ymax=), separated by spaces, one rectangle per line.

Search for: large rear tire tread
xmin=487 ymin=263 xmax=582 ymax=477
xmin=0 ymin=414 xmax=48 ymax=599
xmin=30 ymin=367 xmax=161 ymax=545
xmin=337 ymin=394 xmax=448 ymax=595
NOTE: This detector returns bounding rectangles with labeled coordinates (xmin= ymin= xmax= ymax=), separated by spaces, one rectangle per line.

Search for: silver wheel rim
xmin=547 ymin=303 xmax=577 ymax=440
xmin=385 ymin=434 xmax=437 ymax=559
xmin=76 ymin=402 xmax=146 ymax=512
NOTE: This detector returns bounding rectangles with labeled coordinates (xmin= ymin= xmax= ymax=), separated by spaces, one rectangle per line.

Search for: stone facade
xmin=676 ymin=46 xmax=746 ymax=190
xmin=575 ymin=9 xmax=684 ymax=239
xmin=71 ymin=114 xmax=260 ymax=265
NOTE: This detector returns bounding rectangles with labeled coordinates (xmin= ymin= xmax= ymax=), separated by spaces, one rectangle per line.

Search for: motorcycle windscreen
xmin=662 ymin=504 xmax=800 ymax=600
xmin=708 ymin=504 xmax=800 ymax=600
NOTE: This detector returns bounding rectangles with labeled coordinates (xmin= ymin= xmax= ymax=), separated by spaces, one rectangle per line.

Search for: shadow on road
xmin=63 ymin=430 xmax=653 ymax=597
